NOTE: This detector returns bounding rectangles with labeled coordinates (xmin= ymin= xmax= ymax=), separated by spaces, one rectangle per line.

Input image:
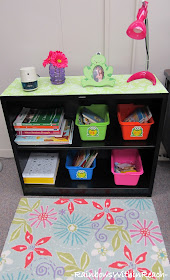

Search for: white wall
xmin=0 ymin=0 xmax=170 ymax=157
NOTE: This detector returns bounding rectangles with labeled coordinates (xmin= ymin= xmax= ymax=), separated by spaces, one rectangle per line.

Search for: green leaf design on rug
xmin=112 ymin=232 xmax=121 ymax=251
xmin=10 ymin=225 xmax=22 ymax=242
xmin=64 ymin=265 xmax=82 ymax=277
xmin=57 ymin=251 xmax=90 ymax=276
xmin=10 ymin=218 xmax=32 ymax=242
xmin=80 ymin=252 xmax=90 ymax=270
xmin=19 ymin=198 xmax=30 ymax=207
xmin=16 ymin=198 xmax=40 ymax=214
xmin=121 ymin=229 xmax=131 ymax=244
xmin=23 ymin=222 xmax=32 ymax=234
xmin=57 ymin=252 xmax=77 ymax=265
xmin=31 ymin=200 xmax=41 ymax=211
xmin=104 ymin=224 xmax=131 ymax=252
xmin=104 ymin=225 xmax=123 ymax=231
xmin=12 ymin=218 xmax=26 ymax=225
xmin=152 ymin=261 xmax=164 ymax=280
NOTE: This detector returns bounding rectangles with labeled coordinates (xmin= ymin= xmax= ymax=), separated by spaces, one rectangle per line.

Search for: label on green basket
xmin=131 ymin=126 xmax=143 ymax=137
xmin=87 ymin=126 xmax=99 ymax=137
xmin=76 ymin=170 xmax=87 ymax=179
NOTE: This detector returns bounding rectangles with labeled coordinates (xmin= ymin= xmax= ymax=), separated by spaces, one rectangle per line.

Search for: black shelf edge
xmin=15 ymin=126 xmax=156 ymax=151
xmin=23 ymin=186 xmax=151 ymax=196
xmin=16 ymin=143 xmax=156 ymax=151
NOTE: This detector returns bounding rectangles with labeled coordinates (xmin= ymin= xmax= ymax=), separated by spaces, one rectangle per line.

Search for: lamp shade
xmin=126 ymin=21 xmax=146 ymax=40
xmin=126 ymin=1 xmax=148 ymax=40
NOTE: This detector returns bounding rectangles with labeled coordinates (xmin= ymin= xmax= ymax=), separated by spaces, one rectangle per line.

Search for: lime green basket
xmin=75 ymin=104 xmax=110 ymax=141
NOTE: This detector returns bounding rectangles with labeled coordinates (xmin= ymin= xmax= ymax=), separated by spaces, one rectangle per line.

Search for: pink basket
xmin=111 ymin=149 xmax=144 ymax=186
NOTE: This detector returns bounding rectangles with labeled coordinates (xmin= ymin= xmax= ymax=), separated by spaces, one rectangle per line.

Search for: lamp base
xmin=127 ymin=71 xmax=156 ymax=85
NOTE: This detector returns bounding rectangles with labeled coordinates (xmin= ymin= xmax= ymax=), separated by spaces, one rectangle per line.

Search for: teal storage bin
xmin=65 ymin=152 xmax=96 ymax=180
xmin=75 ymin=104 xmax=110 ymax=141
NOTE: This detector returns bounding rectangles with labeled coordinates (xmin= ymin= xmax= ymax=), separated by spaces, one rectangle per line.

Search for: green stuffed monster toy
xmin=81 ymin=53 xmax=115 ymax=87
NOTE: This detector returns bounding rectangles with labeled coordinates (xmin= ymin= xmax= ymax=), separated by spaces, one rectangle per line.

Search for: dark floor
xmin=0 ymin=158 xmax=170 ymax=257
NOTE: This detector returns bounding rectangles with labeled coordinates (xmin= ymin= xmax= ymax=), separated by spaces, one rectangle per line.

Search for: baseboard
xmin=0 ymin=149 xmax=14 ymax=158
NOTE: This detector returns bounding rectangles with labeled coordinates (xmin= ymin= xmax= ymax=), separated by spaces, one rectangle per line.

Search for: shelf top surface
xmin=1 ymin=75 xmax=168 ymax=97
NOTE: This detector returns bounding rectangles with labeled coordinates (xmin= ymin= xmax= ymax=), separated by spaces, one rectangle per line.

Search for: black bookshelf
xmin=1 ymin=92 xmax=168 ymax=197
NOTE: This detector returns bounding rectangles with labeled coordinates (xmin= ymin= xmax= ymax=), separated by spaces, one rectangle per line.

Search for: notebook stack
xmin=13 ymin=107 xmax=74 ymax=145
xmin=22 ymin=153 xmax=60 ymax=184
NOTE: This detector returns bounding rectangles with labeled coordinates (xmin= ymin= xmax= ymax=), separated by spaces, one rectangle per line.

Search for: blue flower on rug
xmin=125 ymin=199 xmax=153 ymax=210
xmin=52 ymin=213 xmax=91 ymax=246
xmin=1 ymin=271 xmax=35 ymax=280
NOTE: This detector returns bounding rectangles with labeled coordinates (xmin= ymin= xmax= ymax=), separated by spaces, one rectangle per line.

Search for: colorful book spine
xmin=84 ymin=151 xmax=98 ymax=168
xmin=13 ymin=107 xmax=64 ymax=129
xmin=16 ymin=120 xmax=66 ymax=137
xmin=14 ymin=120 xmax=74 ymax=145
xmin=73 ymin=150 xmax=90 ymax=167
xmin=124 ymin=108 xmax=144 ymax=123
xmin=82 ymin=107 xmax=104 ymax=123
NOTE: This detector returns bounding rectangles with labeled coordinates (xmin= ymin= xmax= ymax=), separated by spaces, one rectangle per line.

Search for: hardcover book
xmin=14 ymin=120 xmax=74 ymax=145
xmin=73 ymin=150 xmax=90 ymax=167
xmin=13 ymin=107 xmax=64 ymax=129
xmin=16 ymin=119 xmax=66 ymax=137
xmin=84 ymin=151 xmax=98 ymax=168
xmin=124 ymin=106 xmax=152 ymax=123
xmin=82 ymin=107 xmax=104 ymax=123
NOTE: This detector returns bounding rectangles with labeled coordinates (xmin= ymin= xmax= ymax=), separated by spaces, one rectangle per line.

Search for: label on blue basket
xmin=87 ymin=126 xmax=99 ymax=137
xmin=76 ymin=170 xmax=87 ymax=179
xmin=131 ymin=126 xmax=143 ymax=137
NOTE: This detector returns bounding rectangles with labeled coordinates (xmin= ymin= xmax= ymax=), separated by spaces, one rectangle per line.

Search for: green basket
xmin=75 ymin=104 xmax=110 ymax=141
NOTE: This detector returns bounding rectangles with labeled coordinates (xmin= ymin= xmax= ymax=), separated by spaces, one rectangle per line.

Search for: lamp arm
xmin=145 ymin=17 xmax=149 ymax=71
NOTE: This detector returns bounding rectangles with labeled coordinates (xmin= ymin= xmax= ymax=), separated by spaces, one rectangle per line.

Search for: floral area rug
xmin=0 ymin=198 xmax=169 ymax=280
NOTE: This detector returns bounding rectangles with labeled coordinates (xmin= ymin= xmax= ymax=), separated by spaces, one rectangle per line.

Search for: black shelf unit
xmin=1 ymin=92 xmax=168 ymax=197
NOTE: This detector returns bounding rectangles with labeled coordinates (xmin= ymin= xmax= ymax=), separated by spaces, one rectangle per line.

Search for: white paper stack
xmin=22 ymin=153 xmax=60 ymax=184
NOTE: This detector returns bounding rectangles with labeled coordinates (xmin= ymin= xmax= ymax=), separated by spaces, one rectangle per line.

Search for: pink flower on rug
xmin=11 ymin=231 xmax=52 ymax=268
xmin=109 ymin=245 xmax=156 ymax=280
xmin=29 ymin=205 xmax=57 ymax=228
xmin=91 ymin=199 xmax=124 ymax=224
xmin=130 ymin=219 xmax=163 ymax=246
xmin=54 ymin=198 xmax=88 ymax=214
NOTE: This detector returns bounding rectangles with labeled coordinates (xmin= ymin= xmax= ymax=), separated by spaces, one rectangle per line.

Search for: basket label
xmin=76 ymin=170 xmax=87 ymax=179
xmin=87 ymin=126 xmax=99 ymax=137
xmin=131 ymin=126 xmax=143 ymax=137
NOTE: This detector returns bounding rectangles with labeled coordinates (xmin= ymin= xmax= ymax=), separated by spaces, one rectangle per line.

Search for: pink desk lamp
xmin=126 ymin=1 xmax=156 ymax=85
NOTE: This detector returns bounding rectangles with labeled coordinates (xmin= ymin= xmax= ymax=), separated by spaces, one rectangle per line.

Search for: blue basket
xmin=65 ymin=152 xmax=96 ymax=180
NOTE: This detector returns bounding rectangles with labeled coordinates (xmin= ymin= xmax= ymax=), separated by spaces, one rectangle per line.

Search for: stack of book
xmin=79 ymin=107 xmax=104 ymax=125
xmin=22 ymin=153 xmax=60 ymax=184
xmin=72 ymin=150 xmax=98 ymax=168
xmin=124 ymin=106 xmax=152 ymax=123
xmin=13 ymin=107 xmax=74 ymax=145
xmin=114 ymin=162 xmax=137 ymax=173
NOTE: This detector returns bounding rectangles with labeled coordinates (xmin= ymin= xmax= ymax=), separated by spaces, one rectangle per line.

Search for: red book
xmin=16 ymin=120 xmax=66 ymax=137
